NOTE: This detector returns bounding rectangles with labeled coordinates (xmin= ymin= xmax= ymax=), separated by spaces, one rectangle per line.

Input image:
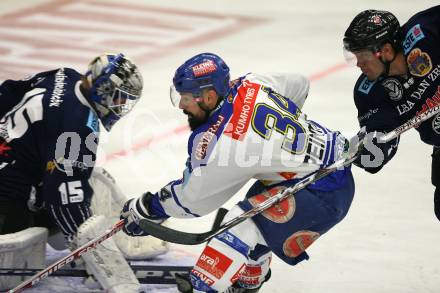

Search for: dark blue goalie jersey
xmin=0 ymin=68 xmax=100 ymax=238
xmin=353 ymin=5 xmax=440 ymax=172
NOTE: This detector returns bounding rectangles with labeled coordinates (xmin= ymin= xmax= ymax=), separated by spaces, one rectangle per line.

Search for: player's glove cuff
xmin=137 ymin=192 xmax=164 ymax=221
xmin=120 ymin=192 xmax=164 ymax=237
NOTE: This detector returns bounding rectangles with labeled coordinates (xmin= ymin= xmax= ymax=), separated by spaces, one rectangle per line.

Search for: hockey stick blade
xmin=139 ymin=219 xmax=220 ymax=245
xmin=140 ymin=151 xmax=360 ymax=245
xmin=378 ymin=104 xmax=440 ymax=142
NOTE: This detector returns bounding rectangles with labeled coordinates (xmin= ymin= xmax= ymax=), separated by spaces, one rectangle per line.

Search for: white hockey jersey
xmin=150 ymin=73 xmax=348 ymax=218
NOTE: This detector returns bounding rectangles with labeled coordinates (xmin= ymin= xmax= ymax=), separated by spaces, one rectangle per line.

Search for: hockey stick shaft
xmin=139 ymin=151 xmax=359 ymax=245
xmin=0 ymin=265 xmax=191 ymax=285
xmin=139 ymin=107 xmax=439 ymax=245
xmin=378 ymin=104 xmax=440 ymax=142
xmin=8 ymin=219 xmax=125 ymax=293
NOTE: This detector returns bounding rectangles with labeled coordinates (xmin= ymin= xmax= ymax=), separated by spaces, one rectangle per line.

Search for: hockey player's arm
xmin=120 ymin=155 xmax=252 ymax=236
xmin=42 ymin=133 xmax=97 ymax=239
xmin=0 ymin=78 xmax=33 ymax=118
xmin=254 ymin=73 xmax=310 ymax=109
xmin=354 ymin=126 xmax=399 ymax=173
xmin=148 ymin=158 xmax=251 ymax=218
xmin=0 ymin=70 xmax=58 ymax=117
xmin=353 ymin=98 xmax=400 ymax=173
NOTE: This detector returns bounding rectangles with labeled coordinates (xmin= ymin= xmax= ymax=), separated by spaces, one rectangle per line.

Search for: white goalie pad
xmin=0 ymin=227 xmax=48 ymax=290
xmin=90 ymin=167 xmax=169 ymax=259
xmin=75 ymin=215 xmax=140 ymax=293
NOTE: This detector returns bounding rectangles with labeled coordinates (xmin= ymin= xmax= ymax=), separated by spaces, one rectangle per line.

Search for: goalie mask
xmin=85 ymin=53 xmax=143 ymax=131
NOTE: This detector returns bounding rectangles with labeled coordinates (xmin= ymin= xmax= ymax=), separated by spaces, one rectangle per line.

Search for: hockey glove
xmin=120 ymin=192 xmax=165 ymax=237
xmin=342 ymin=126 xmax=366 ymax=160
xmin=353 ymin=127 xmax=398 ymax=173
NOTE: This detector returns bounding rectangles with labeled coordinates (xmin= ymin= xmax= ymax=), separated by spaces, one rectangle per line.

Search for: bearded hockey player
xmin=120 ymin=53 xmax=356 ymax=292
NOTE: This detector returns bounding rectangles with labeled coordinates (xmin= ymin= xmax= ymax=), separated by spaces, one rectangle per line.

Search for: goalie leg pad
xmin=75 ymin=215 xmax=140 ymax=293
xmin=0 ymin=227 xmax=48 ymax=290
xmin=90 ymin=167 xmax=169 ymax=259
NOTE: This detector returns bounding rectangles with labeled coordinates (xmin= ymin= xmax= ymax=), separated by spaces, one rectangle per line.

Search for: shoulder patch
xmin=358 ymin=77 xmax=376 ymax=94
xmin=407 ymin=48 xmax=432 ymax=77
xmin=403 ymin=24 xmax=425 ymax=54
xmin=381 ymin=78 xmax=403 ymax=101
xmin=86 ymin=110 xmax=99 ymax=135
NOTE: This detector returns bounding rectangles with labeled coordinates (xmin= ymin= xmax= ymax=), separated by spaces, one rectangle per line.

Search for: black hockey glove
xmin=353 ymin=128 xmax=398 ymax=173
xmin=120 ymin=192 xmax=165 ymax=237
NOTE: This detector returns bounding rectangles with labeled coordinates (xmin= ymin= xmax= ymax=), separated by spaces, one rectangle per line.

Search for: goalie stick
xmin=139 ymin=138 xmax=362 ymax=245
xmin=8 ymin=219 xmax=125 ymax=293
xmin=0 ymin=265 xmax=191 ymax=285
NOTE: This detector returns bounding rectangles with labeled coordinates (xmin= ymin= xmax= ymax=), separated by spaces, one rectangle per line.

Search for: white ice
xmin=1 ymin=0 xmax=439 ymax=292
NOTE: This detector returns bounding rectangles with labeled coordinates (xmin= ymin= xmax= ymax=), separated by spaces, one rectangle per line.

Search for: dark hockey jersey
xmin=0 ymin=68 xmax=100 ymax=237
xmin=353 ymin=5 xmax=440 ymax=172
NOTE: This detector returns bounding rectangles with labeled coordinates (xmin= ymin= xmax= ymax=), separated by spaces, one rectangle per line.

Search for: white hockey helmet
xmin=85 ymin=53 xmax=143 ymax=131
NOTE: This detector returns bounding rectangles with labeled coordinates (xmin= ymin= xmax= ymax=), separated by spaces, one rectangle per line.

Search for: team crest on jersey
xmin=432 ymin=113 xmax=440 ymax=134
xmin=403 ymin=24 xmax=425 ymax=54
xmin=381 ymin=78 xmax=403 ymax=101
xmin=282 ymin=230 xmax=320 ymax=258
xmin=407 ymin=48 xmax=432 ymax=77
xmin=248 ymin=186 xmax=295 ymax=224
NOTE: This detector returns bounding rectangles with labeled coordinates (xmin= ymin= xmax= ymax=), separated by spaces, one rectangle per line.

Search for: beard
xmin=184 ymin=110 xmax=209 ymax=131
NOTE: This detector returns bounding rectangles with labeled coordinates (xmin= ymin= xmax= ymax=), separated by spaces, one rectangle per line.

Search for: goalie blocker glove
xmin=120 ymin=192 xmax=166 ymax=236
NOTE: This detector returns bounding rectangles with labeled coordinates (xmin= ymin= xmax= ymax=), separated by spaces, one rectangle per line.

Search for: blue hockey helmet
xmin=85 ymin=53 xmax=143 ymax=131
xmin=170 ymin=53 xmax=230 ymax=107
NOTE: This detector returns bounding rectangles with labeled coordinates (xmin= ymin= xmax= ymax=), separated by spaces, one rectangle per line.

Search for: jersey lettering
xmin=252 ymin=103 xmax=306 ymax=155
xmin=1 ymin=88 xmax=45 ymax=141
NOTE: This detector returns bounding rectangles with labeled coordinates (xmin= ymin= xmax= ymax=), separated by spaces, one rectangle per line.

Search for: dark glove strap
xmin=140 ymin=192 xmax=163 ymax=220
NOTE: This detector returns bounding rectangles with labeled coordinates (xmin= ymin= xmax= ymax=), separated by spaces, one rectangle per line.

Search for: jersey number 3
xmin=251 ymin=86 xmax=306 ymax=154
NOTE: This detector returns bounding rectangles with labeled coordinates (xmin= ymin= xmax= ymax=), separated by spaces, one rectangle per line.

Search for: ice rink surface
xmin=1 ymin=0 xmax=439 ymax=292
